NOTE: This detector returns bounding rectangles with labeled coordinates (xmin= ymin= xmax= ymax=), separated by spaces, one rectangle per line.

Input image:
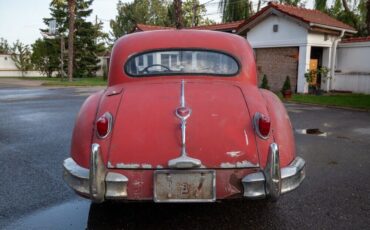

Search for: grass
xmin=17 ymin=77 xmax=107 ymax=87
xmin=283 ymin=93 xmax=370 ymax=110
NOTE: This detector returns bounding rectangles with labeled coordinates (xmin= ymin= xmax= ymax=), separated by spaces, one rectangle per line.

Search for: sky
xmin=0 ymin=0 xmax=316 ymax=46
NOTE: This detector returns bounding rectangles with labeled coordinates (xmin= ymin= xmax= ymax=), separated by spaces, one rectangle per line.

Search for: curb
xmin=283 ymin=101 xmax=370 ymax=112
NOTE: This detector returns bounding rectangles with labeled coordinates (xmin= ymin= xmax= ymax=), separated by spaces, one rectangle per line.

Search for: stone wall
xmin=255 ymin=47 xmax=298 ymax=92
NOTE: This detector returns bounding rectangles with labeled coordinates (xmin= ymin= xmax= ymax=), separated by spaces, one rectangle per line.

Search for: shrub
xmin=281 ymin=76 xmax=291 ymax=93
xmin=260 ymin=74 xmax=270 ymax=90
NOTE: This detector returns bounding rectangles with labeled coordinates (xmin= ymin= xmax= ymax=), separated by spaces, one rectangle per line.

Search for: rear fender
xmin=71 ymin=90 xmax=105 ymax=168
xmin=240 ymin=85 xmax=274 ymax=168
xmin=92 ymin=85 xmax=124 ymax=167
xmin=260 ymin=89 xmax=295 ymax=167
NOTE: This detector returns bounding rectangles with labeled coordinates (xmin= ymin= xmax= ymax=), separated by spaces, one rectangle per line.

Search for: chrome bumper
xmin=63 ymin=144 xmax=128 ymax=203
xmin=242 ymin=143 xmax=306 ymax=200
xmin=64 ymin=143 xmax=305 ymax=202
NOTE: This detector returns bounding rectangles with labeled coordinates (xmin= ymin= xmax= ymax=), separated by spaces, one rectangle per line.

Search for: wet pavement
xmin=0 ymin=86 xmax=369 ymax=229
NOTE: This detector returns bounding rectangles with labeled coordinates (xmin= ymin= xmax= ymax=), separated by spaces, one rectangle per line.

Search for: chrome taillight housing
xmin=253 ymin=112 xmax=271 ymax=139
xmin=96 ymin=112 xmax=113 ymax=138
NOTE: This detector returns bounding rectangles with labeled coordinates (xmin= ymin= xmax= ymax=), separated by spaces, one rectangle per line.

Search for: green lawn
xmin=19 ymin=77 xmax=107 ymax=87
xmin=286 ymin=93 xmax=370 ymax=110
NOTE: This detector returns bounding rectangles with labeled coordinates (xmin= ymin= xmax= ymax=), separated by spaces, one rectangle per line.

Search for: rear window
xmin=125 ymin=50 xmax=239 ymax=77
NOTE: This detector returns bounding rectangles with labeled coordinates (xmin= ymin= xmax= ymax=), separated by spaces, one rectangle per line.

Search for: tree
xmin=174 ymin=0 xmax=184 ymax=29
xmin=11 ymin=41 xmax=32 ymax=77
xmin=67 ymin=0 xmax=76 ymax=81
xmin=43 ymin=0 xmax=106 ymax=78
xmin=326 ymin=0 xmax=368 ymax=35
xmin=167 ymin=0 xmax=214 ymax=27
xmin=279 ymin=0 xmax=301 ymax=6
xmin=219 ymin=0 xmax=251 ymax=22
xmin=0 ymin=38 xmax=10 ymax=54
xmin=260 ymin=74 xmax=270 ymax=90
xmin=73 ymin=0 xmax=106 ymax=77
xmin=110 ymin=0 xmax=170 ymax=40
xmin=367 ymin=0 xmax=370 ymax=34
xmin=51 ymin=0 xmax=75 ymax=81
xmin=314 ymin=0 xmax=327 ymax=12
xmin=31 ymin=39 xmax=60 ymax=77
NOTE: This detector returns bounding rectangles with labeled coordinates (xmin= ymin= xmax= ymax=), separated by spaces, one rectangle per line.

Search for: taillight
xmin=96 ymin=112 xmax=112 ymax=138
xmin=254 ymin=112 xmax=271 ymax=139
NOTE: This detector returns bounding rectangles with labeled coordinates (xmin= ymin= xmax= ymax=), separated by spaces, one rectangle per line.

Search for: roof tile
xmin=341 ymin=36 xmax=370 ymax=43
xmin=190 ymin=20 xmax=244 ymax=31
xmin=238 ymin=2 xmax=355 ymax=32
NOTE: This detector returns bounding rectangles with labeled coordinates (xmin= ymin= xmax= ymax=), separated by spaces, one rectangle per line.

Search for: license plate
xmin=153 ymin=170 xmax=216 ymax=203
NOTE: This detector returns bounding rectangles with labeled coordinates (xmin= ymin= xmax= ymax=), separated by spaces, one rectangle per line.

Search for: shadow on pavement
xmin=87 ymin=199 xmax=284 ymax=230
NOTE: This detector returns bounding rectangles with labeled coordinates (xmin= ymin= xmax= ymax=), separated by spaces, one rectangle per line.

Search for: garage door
xmin=255 ymin=47 xmax=299 ymax=92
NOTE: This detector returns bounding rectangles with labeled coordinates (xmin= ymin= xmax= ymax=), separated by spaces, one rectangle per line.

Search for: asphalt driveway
xmin=0 ymin=86 xmax=369 ymax=229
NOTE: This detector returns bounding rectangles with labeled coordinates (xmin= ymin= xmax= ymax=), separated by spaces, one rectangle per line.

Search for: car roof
xmin=108 ymin=30 xmax=256 ymax=85
xmin=113 ymin=30 xmax=250 ymax=59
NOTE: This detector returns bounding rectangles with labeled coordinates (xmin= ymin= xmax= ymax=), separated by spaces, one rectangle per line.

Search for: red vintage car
xmin=63 ymin=30 xmax=305 ymax=203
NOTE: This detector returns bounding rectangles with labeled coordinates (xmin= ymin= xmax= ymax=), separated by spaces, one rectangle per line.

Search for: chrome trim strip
xmin=281 ymin=156 xmax=306 ymax=194
xmin=96 ymin=112 xmax=113 ymax=139
xmin=63 ymin=158 xmax=90 ymax=196
xmin=105 ymin=172 xmax=129 ymax=199
xmin=180 ymin=79 xmax=185 ymax=108
xmin=242 ymin=172 xmax=266 ymax=199
xmin=168 ymin=80 xmax=201 ymax=168
xmin=89 ymin=144 xmax=106 ymax=203
xmin=253 ymin=112 xmax=269 ymax=140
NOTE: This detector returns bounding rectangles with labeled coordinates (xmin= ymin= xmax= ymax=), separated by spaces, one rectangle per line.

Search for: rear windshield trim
xmin=124 ymin=48 xmax=241 ymax=78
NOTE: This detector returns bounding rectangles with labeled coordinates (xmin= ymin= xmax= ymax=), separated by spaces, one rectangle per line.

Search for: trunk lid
xmin=108 ymin=81 xmax=259 ymax=169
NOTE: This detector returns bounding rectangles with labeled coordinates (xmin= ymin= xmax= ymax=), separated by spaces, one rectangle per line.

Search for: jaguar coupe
xmin=63 ymin=30 xmax=305 ymax=203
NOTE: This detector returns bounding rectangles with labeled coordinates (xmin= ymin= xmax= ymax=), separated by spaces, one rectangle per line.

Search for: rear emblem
xmin=168 ymin=80 xmax=201 ymax=168
xmin=176 ymin=106 xmax=191 ymax=119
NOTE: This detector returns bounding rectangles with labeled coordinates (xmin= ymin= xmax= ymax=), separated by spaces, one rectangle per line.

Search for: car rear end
xmin=63 ymin=30 xmax=305 ymax=203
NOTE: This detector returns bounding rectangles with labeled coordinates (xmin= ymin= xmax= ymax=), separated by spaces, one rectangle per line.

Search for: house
xmin=131 ymin=2 xmax=365 ymax=94
xmin=237 ymin=2 xmax=356 ymax=93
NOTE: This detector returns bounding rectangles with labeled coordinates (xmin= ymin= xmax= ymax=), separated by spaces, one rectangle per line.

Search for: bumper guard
xmin=242 ymin=143 xmax=306 ymax=200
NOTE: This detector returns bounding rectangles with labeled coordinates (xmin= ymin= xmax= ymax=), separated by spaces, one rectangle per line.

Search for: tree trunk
xmin=257 ymin=0 xmax=261 ymax=12
xmin=341 ymin=0 xmax=350 ymax=12
xmin=67 ymin=0 xmax=75 ymax=82
xmin=174 ymin=0 xmax=183 ymax=29
xmin=367 ymin=0 xmax=370 ymax=35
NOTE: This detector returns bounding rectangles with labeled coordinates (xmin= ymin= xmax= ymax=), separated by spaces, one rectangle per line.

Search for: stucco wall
xmin=0 ymin=54 xmax=108 ymax=77
xmin=0 ymin=54 xmax=46 ymax=77
xmin=247 ymin=15 xmax=307 ymax=48
xmin=336 ymin=41 xmax=370 ymax=73
xmin=332 ymin=41 xmax=370 ymax=94
xmin=307 ymin=33 xmax=336 ymax=47
xmin=0 ymin=54 xmax=17 ymax=70
xmin=333 ymin=73 xmax=370 ymax=94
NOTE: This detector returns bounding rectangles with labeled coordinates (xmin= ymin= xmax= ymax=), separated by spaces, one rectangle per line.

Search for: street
xmin=0 ymin=86 xmax=369 ymax=230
